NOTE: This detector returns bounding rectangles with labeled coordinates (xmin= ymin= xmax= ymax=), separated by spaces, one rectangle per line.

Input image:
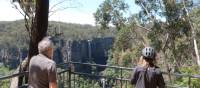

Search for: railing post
xmin=73 ymin=74 xmax=75 ymax=88
xmin=101 ymin=78 xmax=106 ymax=88
xmin=68 ymin=62 xmax=71 ymax=88
xmin=120 ymin=67 xmax=123 ymax=88
xmin=167 ymin=65 xmax=172 ymax=84
xmin=188 ymin=76 xmax=191 ymax=88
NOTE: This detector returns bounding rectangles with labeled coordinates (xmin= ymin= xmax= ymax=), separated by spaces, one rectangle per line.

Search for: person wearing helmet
xmin=130 ymin=47 xmax=165 ymax=88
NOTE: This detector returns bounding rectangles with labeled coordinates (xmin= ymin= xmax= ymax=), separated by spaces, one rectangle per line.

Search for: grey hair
xmin=38 ymin=36 xmax=53 ymax=54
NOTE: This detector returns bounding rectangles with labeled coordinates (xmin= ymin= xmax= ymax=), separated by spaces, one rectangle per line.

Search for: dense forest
xmin=0 ymin=20 xmax=115 ymax=48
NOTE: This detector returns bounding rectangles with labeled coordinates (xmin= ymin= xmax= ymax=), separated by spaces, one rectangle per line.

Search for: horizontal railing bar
xmin=71 ymin=71 xmax=130 ymax=81
xmin=57 ymin=69 xmax=69 ymax=75
xmin=0 ymin=71 xmax=28 ymax=80
xmin=0 ymin=69 xmax=69 ymax=81
xmin=191 ymin=75 xmax=200 ymax=78
xmin=68 ymin=62 xmax=200 ymax=78
xmin=165 ymin=85 xmax=187 ymax=88
xmin=70 ymin=71 xmax=186 ymax=88
xmin=70 ymin=62 xmax=134 ymax=70
xmin=1 ymin=61 xmax=200 ymax=81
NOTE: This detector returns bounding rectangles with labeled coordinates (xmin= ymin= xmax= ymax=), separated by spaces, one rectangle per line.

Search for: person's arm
xmin=48 ymin=62 xmax=57 ymax=88
xmin=157 ymin=71 xmax=165 ymax=88
xmin=130 ymin=67 xmax=138 ymax=85
xmin=49 ymin=81 xmax=57 ymax=88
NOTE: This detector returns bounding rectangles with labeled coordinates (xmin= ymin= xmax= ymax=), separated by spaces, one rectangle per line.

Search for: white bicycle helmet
xmin=142 ymin=47 xmax=155 ymax=59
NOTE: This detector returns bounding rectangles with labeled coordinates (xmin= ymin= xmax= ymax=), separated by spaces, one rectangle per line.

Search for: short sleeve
xmin=48 ymin=62 xmax=57 ymax=82
xmin=130 ymin=67 xmax=138 ymax=85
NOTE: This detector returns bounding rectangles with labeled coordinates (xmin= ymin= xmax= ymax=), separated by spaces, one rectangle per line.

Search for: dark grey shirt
xmin=28 ymin=54 xmax=57 ymax=88
xmin=131 ymin=66 xmax=165 ymax=88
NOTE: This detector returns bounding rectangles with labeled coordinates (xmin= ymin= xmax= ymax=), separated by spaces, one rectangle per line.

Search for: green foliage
xmin=0 ymin=64 xmax=12 ymax=87
xmin=134 ymin=0 xmax=196 ymax=66
xmin=101 ymin=1 xmax=200 ymax=87
xmin=114 ymin=27 xmax=132 ymax=51
xmin=108 ymin=20 xmax=143 ymax=66
xmin=72 ymin=76 xmax=100 ymax=88
xmin=2 ymin=0 xmax=200 ymax=87
xmin=0 ymin=64 xmax=10 ymax=75
xmin=190 ymin=7 xmax=200 ymax=52
xmin=135 ymin=0 xmax=164 ymax=24
xmin=0 ymin=21 xmax=28 ymax=49
xmin=0 ymin=79 xmax=9 ymax=88
xmin=121 ymin=51 xmax=132 ymax=67
xmin=174 ymin=66 xmax=200 ymax=88
xmin=147 ymin=22 xmax=163 ymax=50
xmin=94 ymin=0 xmax=128 ymax=31
xmin=48 ymin=21 xmax=115 ymax=40
xmin=0 ymin=20 xmax=115 ymax=49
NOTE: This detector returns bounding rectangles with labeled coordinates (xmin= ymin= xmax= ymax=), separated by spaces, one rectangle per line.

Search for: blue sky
xmin=0 ymin=0 xmax=141 ymax=25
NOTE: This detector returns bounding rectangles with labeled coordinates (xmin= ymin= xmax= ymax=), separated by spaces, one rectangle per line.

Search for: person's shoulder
xmin=46 ymin=59 xmax=56 ymax=70
xmin=46 ymin=59 xmax=56 ymax=66
xmin=136 ymin=66 xmax=143 ymax=69
xmin=35 ymin=54 xmax=55 ymax=65
xmin=30 ymin=55 xmax=37 ymax=59
xmin=31 ymin=54 xmax=48 ymax=61
xmin=154 ymin=66 xmax=162 ymax=74
xmin=135 ymin=66 xmax=144 ymax=71
xmin=30 ymin=55 xmax=39 ymax=62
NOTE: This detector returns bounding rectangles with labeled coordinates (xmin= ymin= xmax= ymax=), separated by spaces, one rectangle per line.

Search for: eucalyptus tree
xmin=135 ymin=0 xmax=199 ymax=67
xmin=94 ymin=0 xmax=129 ymax=31
xmin=11 ymin=0 xmax=49 ymax=87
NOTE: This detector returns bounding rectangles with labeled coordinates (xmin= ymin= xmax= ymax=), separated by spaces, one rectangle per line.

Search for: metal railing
xmin=57 ymin=62 xmax=133 ymax=88
xmin=58 ymin=62 xmax=200 ymax=88
xmin=0 ymin=62 xmax=200 ymax=88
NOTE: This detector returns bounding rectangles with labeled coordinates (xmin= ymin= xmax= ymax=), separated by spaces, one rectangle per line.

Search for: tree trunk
xmin=182 ymin=0 xmax=200 ymax=67
xmin=27 ymin=0 xmax=49 ymax=65
xmin=17 ymin=0 xmax=49 ymax=87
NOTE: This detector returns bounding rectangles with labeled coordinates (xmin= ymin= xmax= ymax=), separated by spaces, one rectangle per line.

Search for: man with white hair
xmin=28 ymin=37 xmax=57 ymax=88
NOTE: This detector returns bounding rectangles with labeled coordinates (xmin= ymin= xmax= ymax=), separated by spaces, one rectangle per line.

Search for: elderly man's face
xmin=47 ymin=47 xmax=53 ymax=59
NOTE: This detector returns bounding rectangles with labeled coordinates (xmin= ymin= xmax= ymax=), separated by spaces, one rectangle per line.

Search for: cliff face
xmin=0 ymin=37 xmax=114 ymax=72
xmin=0 ymin=20 xmax=116 ymax=70
xmin=68 ymin=37 xmax=114 ymax=72
xmin=0 ymin=48 xmax=28 ymax=69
